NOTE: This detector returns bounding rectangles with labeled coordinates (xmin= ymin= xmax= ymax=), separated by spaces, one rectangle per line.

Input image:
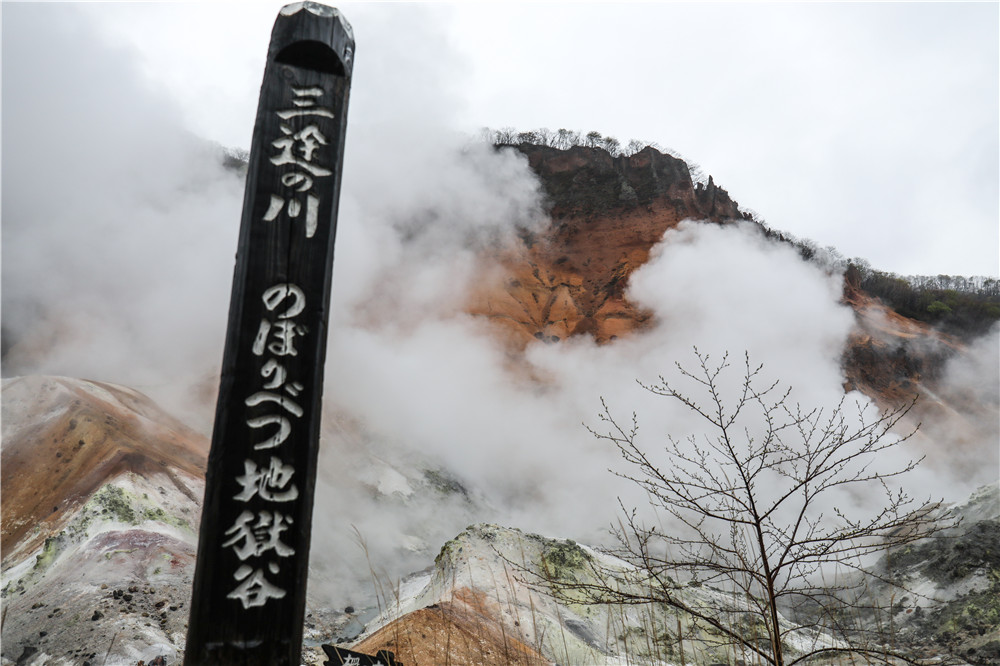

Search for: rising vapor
xmin=3 ymin=3 xmax=995 ymax=609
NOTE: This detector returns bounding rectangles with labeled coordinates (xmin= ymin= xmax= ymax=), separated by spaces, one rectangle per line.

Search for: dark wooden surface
xmin=184 ymin=4 xmax=354 ymax=665
xmin=323 ymin=645 xmax=403 ymax=666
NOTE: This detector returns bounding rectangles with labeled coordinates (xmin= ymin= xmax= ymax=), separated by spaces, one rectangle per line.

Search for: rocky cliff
xmin=467 ymin=144 xmax=748 ymax=348
xmin=467 ymin=143 xmax=979 ymax=419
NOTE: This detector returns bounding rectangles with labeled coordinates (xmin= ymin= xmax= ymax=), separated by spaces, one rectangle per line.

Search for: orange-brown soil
xmin=468 ymin=145 xmax=747 ymax=349
xmin=841 ymin=283 xmax=962 ymax=403
xmin=1 ymin=376 xmax=208 ymax=563
xmin=351 ymin=587 xmax=549 ymax=666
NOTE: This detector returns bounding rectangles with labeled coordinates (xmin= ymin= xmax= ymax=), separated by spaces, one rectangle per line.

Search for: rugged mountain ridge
xmin=468 ymin=143 xmax=981 ymax=416
xmin=467 ymin=144 xmax=748 ymax=348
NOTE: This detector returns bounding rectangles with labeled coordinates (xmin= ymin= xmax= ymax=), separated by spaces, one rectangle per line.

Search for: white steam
xmin=3 ymin=3 xmax=995 ymax=610
xmin=1 ymin=3 xmax=242 ymax=406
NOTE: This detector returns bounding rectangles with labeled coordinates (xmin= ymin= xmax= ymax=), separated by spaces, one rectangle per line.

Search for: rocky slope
xmin=468 ymin=143 xmax=991 ymax=447
xmin=343 ymin=490 xmax=1000 ymax=666
xmin=790 ymin=485 xmax=1000 ymax=666
xmin=882 ymin=485 xmax=1000 ymax=665
xmin=7 ymin=376 xmax=994 ymax=666
xmin=347 ymin=523 xmax=847 ymax=666
xmin=467 ymin=145 xmax=748 ymax=348
xmin=1 ymin=377 xmax=207 ymax=665
xmin=0 ymin=378 xmax=488 ymax=666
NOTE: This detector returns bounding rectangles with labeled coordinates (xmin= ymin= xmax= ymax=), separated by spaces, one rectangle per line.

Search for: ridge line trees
xmin=574 ymin=348 xmax=950 ymax=665
xmin=483 ymin=126 xmax=660 ymax=158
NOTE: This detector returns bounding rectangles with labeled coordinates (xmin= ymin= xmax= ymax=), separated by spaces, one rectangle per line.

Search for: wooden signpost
xmin=323 ymin=645 xmax=403 ymax=666
xmin=184 ymin=3 xmax=353 ymax=664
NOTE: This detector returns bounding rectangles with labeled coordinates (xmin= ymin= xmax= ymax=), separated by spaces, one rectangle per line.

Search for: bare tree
xmin=493 ymin=127 xmax=517 ymax=145
xmin=579 ymin=349 xmax=948 ymax=666
xmin=517 ymin=130 xmax=539 ymax=145
xmin=556 ymin=128 xmax=578 ymax=149
xmin=602 ymin=136 xmax=621 ymax=156
xmin=535 ymin=127 xmax=555 ymax=147
xmin=625 ymin=138 xmax=649 ymax=156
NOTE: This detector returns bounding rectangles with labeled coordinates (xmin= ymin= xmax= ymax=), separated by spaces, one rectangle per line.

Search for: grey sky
xmin=70 ymin=1 xmax=999 ymax=278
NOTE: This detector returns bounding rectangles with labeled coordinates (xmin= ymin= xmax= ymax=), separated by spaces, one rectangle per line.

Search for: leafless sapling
xmin=581 ymin=348 xmax=948 ymax=666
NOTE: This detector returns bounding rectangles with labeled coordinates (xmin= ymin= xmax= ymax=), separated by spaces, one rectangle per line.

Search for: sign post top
xmin=279 ymin=2 xmax=344 ymax=18
xmin=270 ymin=1 xmax=355 ymax=77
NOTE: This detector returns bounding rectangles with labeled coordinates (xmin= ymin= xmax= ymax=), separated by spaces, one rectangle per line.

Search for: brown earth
xmin=1 ymin=376 xmax=208 ymax=564
xmin=351 ymin=587 xmax=549 ymax=666
xmin=841 ymin=279 xmax=962 ymax=404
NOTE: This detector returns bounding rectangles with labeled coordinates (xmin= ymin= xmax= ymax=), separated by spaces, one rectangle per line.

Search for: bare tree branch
xmin=573 ymin=348 xmax=954 ymax=665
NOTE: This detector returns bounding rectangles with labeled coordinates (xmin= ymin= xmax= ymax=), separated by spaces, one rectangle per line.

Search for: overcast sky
xmin=65 ymin=1 xmax=999 ymax=279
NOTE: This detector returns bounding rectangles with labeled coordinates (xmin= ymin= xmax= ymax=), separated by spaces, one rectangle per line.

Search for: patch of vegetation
xmin=93 ymin=485 xmax=137 ymax=524
xmin=540 ymin=539 xmax=593 ymax=584
xmin=887 ymin=521 xmax=1000 ymax=585
xmin=85 ymin=483 xmax=188 ymax=529
xmin=422 ymin=469 xmax=470 ymax=501
xmin=752 ymin=227 xmax=999 ymax=341
xmin=850 ymin=265 xmax=1000 ymax=339
xmin=434 ymin=534 xmax=466 ymax=568
xmin=141 ymin=505 xmax=190 ymax=530
xmin=918 ymin=572 xmax=1000 ymax=662
xmin=220 ymin=146 xmax=249 ymax=174
xmin=33 ymin=535 xmax=62 ymax=572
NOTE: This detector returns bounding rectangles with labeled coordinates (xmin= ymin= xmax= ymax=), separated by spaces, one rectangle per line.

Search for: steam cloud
xmin=3 ymin=4 xmax=995 ymax=607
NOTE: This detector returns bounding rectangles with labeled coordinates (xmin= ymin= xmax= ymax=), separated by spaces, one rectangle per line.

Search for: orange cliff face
xmin=466 ymin=144 xmax=749 ymax=348
xmin=464 ymin=143 xmax=971 ymax=414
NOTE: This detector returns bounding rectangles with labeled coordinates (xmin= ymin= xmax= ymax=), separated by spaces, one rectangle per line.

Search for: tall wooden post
xmin=184 ymin=4 xmax=353 ymax=665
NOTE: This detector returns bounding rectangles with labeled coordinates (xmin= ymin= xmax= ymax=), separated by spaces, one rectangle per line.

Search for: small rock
xmin=91 ymin=611 xmax=103 ymax=621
